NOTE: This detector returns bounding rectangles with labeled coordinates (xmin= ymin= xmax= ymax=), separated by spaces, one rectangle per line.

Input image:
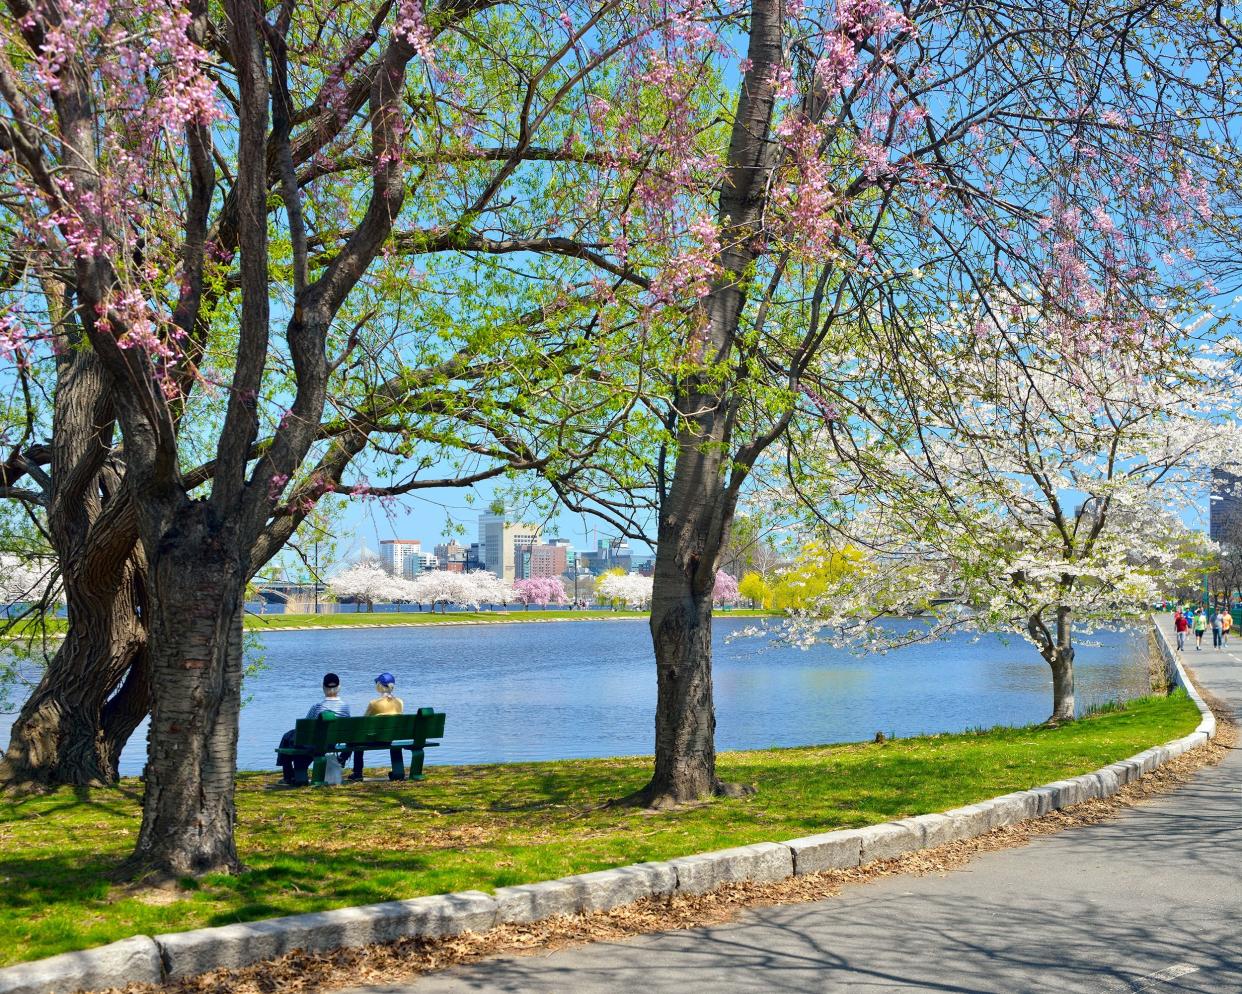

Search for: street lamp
xmin=313 ymin=540 xmax=320 ymax=615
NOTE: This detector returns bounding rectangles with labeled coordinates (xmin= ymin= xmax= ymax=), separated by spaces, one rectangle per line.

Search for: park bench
xmin=276 ymin=708 xmax=446 ymax=785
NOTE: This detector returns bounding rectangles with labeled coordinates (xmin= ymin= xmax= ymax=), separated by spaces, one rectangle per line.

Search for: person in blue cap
xmin=346 ymin=671 xmax=405 ymax=781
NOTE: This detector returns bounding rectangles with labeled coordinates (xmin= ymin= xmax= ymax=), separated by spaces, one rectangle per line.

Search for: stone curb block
xmin=940 ymin=803 xmax=992 ymax=837
xmin=857 ymin=822 xmax=921 ymax=865
xmin=903 ymin=812 xmax=964 ymax=848
xmin=1047 ymin=779 xmax=1085 ymax=808
xmin=1028 ymin=785 xmax=1059 ymax=816
xmin=156 ymin=890 xmax=497 ymax=980
xmin=493 ymin=879 xmax=582 ymax=924
xmin=786 ymin=830 xmax=861 ymax=875
xmin=0 ymin=937 xmax=163 ymax=994
xmin=1071 ymin=774 xmax=1101 ymax=801
xmin=494 ymin=862 xmax=676 ymax=924
xmin=562 ymin=861 xmax=677 ymax=913
xmin=981 ymin=792 xmax=1039 ymax=827
xmin=669 ymin=842 xmax=793 ymax=895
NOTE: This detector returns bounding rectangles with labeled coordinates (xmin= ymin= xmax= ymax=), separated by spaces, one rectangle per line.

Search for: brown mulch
xmin=101 ymin=684 xmax=1237 ymax=994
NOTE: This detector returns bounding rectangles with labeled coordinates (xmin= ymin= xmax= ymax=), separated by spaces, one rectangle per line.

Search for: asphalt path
xmin=346 ymin=619 xmax=1241 ymax=994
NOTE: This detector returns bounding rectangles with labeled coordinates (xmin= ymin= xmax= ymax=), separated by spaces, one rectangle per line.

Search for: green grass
xmin=0 ymin=690 xmax=1199 ymax=966
xmin=244 ymin=608 xmax=769 ymax=629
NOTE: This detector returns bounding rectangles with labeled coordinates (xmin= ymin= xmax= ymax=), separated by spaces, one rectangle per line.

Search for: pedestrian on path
xmin=1223 ymin=608 xmax=1233 ymax=646
xmin=1174 ymin=610 xmax=1189 ymax=651
xmin=1194 ymin=608 xmax=1208 ymax=649
xmin=1211 ymin=608 xmax=1224 ymax=649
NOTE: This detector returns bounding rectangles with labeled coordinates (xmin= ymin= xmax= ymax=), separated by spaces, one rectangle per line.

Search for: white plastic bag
xmin=323 ymin=754 xmax=343 ymax=785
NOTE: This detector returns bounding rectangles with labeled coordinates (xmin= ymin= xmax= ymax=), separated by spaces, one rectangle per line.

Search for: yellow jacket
xmin=366 ymin=694 xmax=404 ymax=716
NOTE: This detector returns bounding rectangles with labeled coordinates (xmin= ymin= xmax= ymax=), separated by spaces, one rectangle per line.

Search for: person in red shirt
xmin=1174 ymin=610 xmax=1189 ymax=652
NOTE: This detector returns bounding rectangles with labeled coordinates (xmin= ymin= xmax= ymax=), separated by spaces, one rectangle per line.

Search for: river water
xmin=1 ymin=617 xmax=1153 ymax=776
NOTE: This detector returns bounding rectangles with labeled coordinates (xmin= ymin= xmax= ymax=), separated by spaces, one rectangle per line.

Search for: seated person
xmin=276 ymin=672 xmax=352 ymax=785
xmin=346 ymin=672 xmax=405 ymax=782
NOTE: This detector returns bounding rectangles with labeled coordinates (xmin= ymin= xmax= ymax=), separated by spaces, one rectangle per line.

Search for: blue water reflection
xmin=1 ymin=617 xmax=1152 ymax=776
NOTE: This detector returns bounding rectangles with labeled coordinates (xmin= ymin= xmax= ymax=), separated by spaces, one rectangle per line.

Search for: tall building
xmin=402 ymin=551 xmax=439 ymax=578
xmin=527 ymin=543 xmax=569 ymax=578
xmin=1211 ymin=468 xmax=1242 ymax=543
xmin=380 ymin=539 xmax=421 ymax=577
xmin=478 ymin=512 xmax=542 ymax=581
xmin=548 ymin=538 xmax=576 ymax=572
xmin=434 ymin=541 xmax=467 ymax=573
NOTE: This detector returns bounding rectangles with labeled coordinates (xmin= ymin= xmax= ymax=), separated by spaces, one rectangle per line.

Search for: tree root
xmin=609 ymin=778 xmax=756 ymax=811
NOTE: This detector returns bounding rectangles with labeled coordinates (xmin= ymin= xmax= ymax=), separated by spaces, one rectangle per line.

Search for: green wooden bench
xmin=276 ymin=708 xmax=446 ymax=785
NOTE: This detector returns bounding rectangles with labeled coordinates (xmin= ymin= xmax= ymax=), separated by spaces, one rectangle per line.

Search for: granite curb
xmin=2 ymin=617 xmax=1212 ymax=994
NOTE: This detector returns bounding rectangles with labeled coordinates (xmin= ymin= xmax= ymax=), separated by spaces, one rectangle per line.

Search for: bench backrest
xmin=292 ymin=707 xmax=445 ymax=749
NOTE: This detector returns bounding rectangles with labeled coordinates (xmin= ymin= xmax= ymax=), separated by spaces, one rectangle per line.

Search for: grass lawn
xmin=243 ymin=608 xmax=768 ymax=629
xmin=0 ymin=690 xmax=1199 ymax=967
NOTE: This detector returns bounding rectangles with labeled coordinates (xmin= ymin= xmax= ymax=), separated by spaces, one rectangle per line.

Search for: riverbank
xmin=1 ymin=608 xmax=771 ymax=639
xmin=0 ymin=689 xmax=1199 ymax=967
xmin=242 ymin=608 xmax=767 ymax=630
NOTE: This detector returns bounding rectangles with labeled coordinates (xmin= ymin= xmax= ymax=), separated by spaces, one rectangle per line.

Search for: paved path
xmin=347 ymin=622 xmax=1241 ymax=994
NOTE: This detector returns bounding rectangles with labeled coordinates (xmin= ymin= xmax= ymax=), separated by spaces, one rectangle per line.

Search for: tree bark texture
xmin=0 ymin=552 xmax=146 ymax=788
xmin=0 ymin=341 xmax=150 ymax=790
xmin=127 ymin=510 xmax=244 ymax=878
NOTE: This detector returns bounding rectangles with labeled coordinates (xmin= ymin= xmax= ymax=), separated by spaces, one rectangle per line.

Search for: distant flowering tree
xmin=738 ymin=572 xmax=771 ymax=610
xmin=597 ymin=572 xmax=653 ymax=609
xmin=712 ymin=571 xmax=739 ymax=607
xmin=0 ymin=555 xmax=55 ymax=607
xmin=465 ymin=570 xmax=515 ymax=608
xmin=327 ymin=563 xmax=407 ymax=612
xmin=512 ymin=576 xmax=568 ymax=609
xmin=409 ymin=570 xmax=495 ymax=613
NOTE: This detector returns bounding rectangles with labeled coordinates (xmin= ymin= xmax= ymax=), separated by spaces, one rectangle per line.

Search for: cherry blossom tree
xmin=772 ymin=326 xmax=1241 ymax=721
xmin=327 ymin=562 xmax=408 ymax=612
xmin=464 ymin=570 xmax=515 ymax=608
xmin=0 ymin=553 xmax=54 ymax=607
xmin=711 ymin=570 xmax=739 ymax=607
xmin=409 ymin=570 xmax=488 ymax=612
xmin=597 ymin=572 xmax=653 ymax=608
xmin=512 ymin=576 xmax=568 ymax=608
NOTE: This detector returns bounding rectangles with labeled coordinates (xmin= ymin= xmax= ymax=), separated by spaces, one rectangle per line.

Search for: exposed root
xmin=610 ymin=777 xmax=756 ymax=811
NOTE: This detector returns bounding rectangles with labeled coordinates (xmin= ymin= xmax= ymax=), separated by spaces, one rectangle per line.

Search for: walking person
xmin=1211 ymin=607 xmax=1224 ymax=649
xmin=1174 ymin=610 xmax=1189 ymax=652
xmin=1193 ymin=608 xmax=1208 ymax=650
xmin=1223 ymin=608 xmax=1233 ymax=647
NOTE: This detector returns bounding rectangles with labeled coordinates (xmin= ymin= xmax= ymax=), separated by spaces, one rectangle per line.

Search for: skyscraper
xmin=1210 ymin=469 xmax=1242 ymax=543
xmin=478 ymin=511 xmax=542 ymax=581
xmin=379 ymin=539 xmax=422 ymax=576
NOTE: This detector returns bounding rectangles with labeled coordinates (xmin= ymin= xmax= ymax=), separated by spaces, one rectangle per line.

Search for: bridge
xmin=252 ymin=581 xmax=326 ymax=605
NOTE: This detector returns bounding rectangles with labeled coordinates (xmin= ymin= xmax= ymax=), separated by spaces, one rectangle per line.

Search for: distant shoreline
xmin=242 ymin=608 xmax=770 ymax=632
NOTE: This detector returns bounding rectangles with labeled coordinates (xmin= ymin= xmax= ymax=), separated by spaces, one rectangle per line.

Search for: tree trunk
xmin=126 ymin=514 xmax=244 ymax=879
xmin=1032 ymin=606 xmax=1075 ymax=723
xmin=0 ymin=550 xmax=147 ymax=790
xmin=1049 ymin=646 xmax=1075 ymax=723
xmin=645 ymin=561 xmax=724 ymax=805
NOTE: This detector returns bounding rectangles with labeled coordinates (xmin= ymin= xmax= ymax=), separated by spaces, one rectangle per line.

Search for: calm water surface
xmin=3 ymin=617 xmax=1153 ymax=776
